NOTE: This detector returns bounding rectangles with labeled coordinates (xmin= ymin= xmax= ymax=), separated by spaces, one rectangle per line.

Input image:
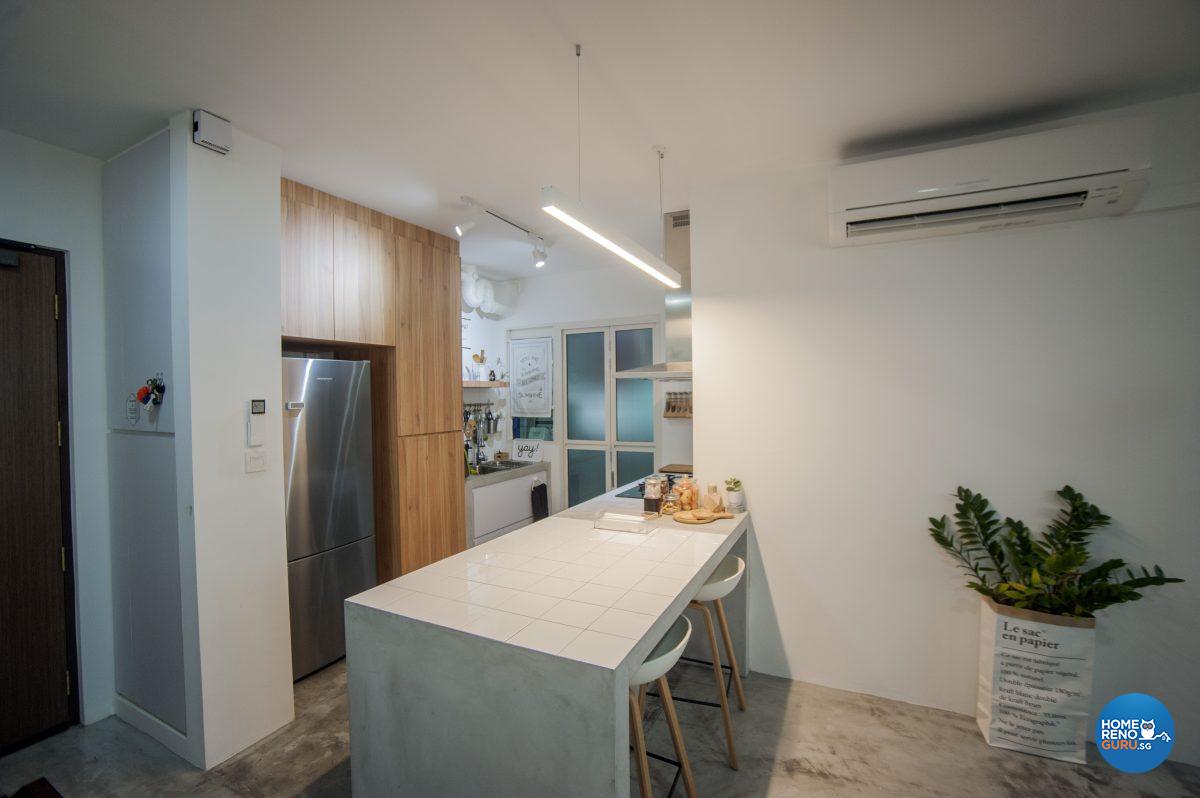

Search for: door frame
xmin=508 ymin=314 xmax=663 ymax=512
xmin=562 ymin=321 xmax=658 ymax=506
xmin=0 ymin=237 xmax=81 ymax=752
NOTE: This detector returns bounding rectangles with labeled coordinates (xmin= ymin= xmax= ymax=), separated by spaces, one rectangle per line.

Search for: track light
xmin=532 ymin=237 xmax=547 ymax=268
xmin=454 ymin=220 xmax=476 ymax=237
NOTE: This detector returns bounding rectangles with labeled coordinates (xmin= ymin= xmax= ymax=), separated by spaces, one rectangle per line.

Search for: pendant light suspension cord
xmin=576 ymin=44 xmax=582 ymax=203
xmin=656 ymin=146 xmax=666 ymax=257
xmin=657 ymin=150 xmax=664 ymax=219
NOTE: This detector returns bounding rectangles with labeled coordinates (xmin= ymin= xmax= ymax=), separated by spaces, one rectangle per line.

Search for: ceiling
xmin=2 ymin=0 xmax=1199 ymax=278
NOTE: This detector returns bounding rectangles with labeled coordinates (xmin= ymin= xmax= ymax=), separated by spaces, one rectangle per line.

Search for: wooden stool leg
xmin=714 ymin=598 xmax=747 ymax=711
xmin=629 ymin=690 xmax=653 ymax=798
xmin=692 ymin=601 xmax=739 ymax=770
xmin=638 ymin=683 xmax=648 ymax=714
xmin=658 ymin=676 xmax=698 ymax=798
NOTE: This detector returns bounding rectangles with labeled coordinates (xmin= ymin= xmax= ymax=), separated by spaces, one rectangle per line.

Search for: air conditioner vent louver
xmin=828 ymin=118 xmax=1153 ymax=245
xmin=671 ymin=212 xmax=690 ymax=228
xmin=846 ymin=191 xmax=1088 ymax=237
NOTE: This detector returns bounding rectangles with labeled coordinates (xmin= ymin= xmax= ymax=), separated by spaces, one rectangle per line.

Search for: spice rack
xmin=664 ymin=391 xmax=693 ymax=419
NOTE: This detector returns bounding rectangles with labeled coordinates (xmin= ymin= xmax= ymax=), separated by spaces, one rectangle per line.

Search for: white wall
xmin=169 ymin=112 xmax=294 ymax=768
xmin=690 ymin=93 xmax=1200 ymax=765
xmin=503 ymin=265 xmax=665 ymax=330
xmin=0 ymin=128 xmax=114 ymax=725
xmin=103 ymin=130 xmax=188 ymax=734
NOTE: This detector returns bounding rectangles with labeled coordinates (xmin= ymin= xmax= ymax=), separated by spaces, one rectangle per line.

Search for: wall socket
xmin=245 ymin=451 xmax=267 ymax=473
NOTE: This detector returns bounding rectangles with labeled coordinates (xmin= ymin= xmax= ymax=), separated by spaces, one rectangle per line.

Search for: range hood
xmin=616 ymin=210 xmax=692 ymax=380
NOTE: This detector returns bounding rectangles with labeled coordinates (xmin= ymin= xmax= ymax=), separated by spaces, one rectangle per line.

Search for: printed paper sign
xmin=511 ymin=439 xmax=542 ymax=463
xmin=510 ymin=338 xmax=551 ymax=417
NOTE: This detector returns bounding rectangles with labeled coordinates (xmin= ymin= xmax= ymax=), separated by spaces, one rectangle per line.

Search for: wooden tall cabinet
xmin=334 ymin=216 xmax=396 ymax=346
xmin=396 ymin=432 xmax=467 ymax=573
xmin=396 ymin=240 xmax=463 ymax=436
xmin=280 ymin=196 xmax=335 ymax=340
xmin=281 ymin=179 xmax=465 ymax=582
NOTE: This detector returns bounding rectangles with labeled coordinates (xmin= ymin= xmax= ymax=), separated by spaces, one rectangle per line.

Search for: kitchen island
xmin=345 ymin=480 xmax=751 ymax=797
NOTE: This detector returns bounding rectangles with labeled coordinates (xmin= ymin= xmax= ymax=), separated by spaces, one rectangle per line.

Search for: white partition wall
xmin=169 ymin=110 xmax=294 ymax=768
xmin=690 ymin=93 xmax=1200 ymax=766
xmin=101 ymin=112 xmax=294 ymax=768
xmin=103 ymin=130 xmax=189 ymax=737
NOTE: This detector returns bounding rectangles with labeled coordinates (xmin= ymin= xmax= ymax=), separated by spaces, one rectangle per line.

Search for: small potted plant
xmin=724 ymin=477 xmax=745 ymax=512
xmin=929 ymin=486 xmax=1182 ymax=764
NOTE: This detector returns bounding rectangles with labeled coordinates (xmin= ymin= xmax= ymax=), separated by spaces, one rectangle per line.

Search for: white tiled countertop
xmin=348 ymin=483 xmax=749 ymax=669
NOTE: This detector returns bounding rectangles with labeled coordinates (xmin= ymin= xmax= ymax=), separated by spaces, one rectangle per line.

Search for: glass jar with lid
xmin=660 ymin=488 xmax=681 ymax=516
xmin=675 ymin=476 xmax=696 ymax=511
xmin=643 ymin=476 xmax=664 ymax=516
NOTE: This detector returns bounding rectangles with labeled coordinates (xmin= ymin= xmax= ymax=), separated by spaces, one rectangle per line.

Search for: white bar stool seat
xmin=693 ymin=554 xmax=745 ymax=603
xmin=686 ymin=554 xmax=747 ymax=771
xmin=633 ymin=614 xmax=690 ymax=687
xmin=629 ymin=615 xmax=697 ymax=798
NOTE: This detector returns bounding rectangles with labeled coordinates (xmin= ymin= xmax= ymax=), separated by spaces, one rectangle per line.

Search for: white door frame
xmin=509 ymin=314 xmax=663 ymax=512
xmin=562 ymin=322 xmax=657 ymax=505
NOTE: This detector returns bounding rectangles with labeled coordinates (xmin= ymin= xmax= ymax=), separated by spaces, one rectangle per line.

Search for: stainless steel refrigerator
xmin=283 ymin=357 xmax=377 ymax=680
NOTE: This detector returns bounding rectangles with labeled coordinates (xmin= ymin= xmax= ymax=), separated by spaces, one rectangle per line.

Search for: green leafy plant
xmin=929 ymin=486 xmax=1182 ymax=618
xmin=725 ymin=477 xmax=743 ymax=492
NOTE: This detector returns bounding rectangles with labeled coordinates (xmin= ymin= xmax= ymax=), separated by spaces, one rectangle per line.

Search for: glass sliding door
xmin=565 ymin=330 xmax=606 ymax=441
xmin=567 ymin=449 xmax=608 ymax=508
xmin=615 ymin=450 xmax=655 ymax=487
xmin=564 ymin=323 xmax=657 ymax=507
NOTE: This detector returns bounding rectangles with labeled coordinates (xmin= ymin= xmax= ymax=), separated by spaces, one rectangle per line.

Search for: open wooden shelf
xmin=463 ymin=380 xmax=509 ymax=389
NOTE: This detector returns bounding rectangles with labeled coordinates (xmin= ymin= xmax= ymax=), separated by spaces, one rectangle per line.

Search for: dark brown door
xmin=0 ymin=243 xmax=75 ymax=753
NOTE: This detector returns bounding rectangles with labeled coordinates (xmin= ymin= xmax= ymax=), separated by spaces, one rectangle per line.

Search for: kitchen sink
xmin=475 ymin=461 xmax=527 ymax=474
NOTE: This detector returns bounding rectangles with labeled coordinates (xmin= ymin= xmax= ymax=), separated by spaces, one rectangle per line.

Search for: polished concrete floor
xmin=2 ymin=661 xmax=1197 ymax=797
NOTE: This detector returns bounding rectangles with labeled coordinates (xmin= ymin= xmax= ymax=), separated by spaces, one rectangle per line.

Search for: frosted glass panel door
xmin=567 ymin=449 xmax=608 ymax=507
xmin=566 ymin=330 xmax=606 ymax=441
xmin=616 ymin=450 xmax=655 ymax=487
xmin=564 ymin=323 xmax=656 ymax=506
xmin=615 ymin=328 xmax=653 ymax=442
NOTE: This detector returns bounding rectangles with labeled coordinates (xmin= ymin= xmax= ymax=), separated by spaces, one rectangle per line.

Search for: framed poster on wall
xmin=510 ymin=337 xmax=552 ymax=417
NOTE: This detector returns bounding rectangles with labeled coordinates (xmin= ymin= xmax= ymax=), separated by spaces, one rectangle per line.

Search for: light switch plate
xmin=245 ymin=451 xmax=267 ymax=473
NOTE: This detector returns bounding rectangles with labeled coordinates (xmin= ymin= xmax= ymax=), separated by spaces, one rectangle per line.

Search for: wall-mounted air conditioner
xmin=828 ymin=118 xmax=1153 ymax=245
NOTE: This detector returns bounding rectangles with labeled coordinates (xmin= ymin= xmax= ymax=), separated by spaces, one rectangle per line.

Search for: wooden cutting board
xmin=670 ymin=511 xmax=734 ymax=525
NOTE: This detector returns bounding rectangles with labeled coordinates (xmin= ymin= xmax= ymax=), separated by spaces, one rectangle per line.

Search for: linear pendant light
xmin=541 ymin=187 xmax=681 ymax=288
xmin=540 ymin=44 xmax=682 ymax=290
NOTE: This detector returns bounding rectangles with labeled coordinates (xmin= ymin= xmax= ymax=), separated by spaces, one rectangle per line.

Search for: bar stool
xmin=630 ymin=615 xmax=697 ymax=798
xmin=686 ymin=555 xmax=747 ymax=770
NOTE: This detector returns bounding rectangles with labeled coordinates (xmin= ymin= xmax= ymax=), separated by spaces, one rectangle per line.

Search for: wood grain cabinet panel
xmin=395 ymin=240 xmax=462 ymax=435
xmin=280 ymin=197 xmax=335 ymax=340
xmin=398 ymin=432 xmax=466 ymax=573
xmin=334 ymin=216 xmax=396 ymax=346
